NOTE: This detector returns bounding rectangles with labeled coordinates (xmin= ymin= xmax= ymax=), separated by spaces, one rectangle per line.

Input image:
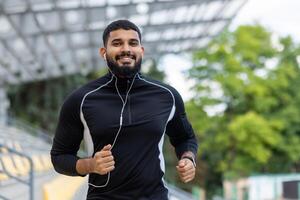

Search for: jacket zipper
xmin=127 ymin=80 xmax=132 ymax=124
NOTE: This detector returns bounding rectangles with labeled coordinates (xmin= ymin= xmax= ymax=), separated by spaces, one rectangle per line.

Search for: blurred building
xmin=224 ymin=174 xmax=300 ymax=200
xmin=0 ymin=0 xmax=248 ymax=124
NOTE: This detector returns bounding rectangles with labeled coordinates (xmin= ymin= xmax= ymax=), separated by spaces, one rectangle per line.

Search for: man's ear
xmin=99 ymin=48 xmax=106 ymax=60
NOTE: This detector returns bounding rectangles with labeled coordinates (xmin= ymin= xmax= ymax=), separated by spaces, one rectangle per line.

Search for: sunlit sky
xmin=162 ymin=0 xmax=300 ymax=101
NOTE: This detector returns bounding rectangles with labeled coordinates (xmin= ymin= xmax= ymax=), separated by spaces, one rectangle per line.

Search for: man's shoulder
xmin=141 ymin=75 xmax=181 ymax=98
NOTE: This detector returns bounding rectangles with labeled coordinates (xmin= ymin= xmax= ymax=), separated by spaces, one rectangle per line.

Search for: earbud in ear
xmin=104 ymin=53 xmax=107 ymax=60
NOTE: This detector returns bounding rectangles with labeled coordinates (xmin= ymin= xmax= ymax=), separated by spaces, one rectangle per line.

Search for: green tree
xmin=188 ymin=25 xmax=300 ymax=197
xmin=143 ymin=59 xmax=166 ymax=82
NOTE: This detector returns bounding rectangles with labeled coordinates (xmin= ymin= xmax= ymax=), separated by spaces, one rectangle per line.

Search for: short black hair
xmin=102 ymin=19 xmax=142 ymax=47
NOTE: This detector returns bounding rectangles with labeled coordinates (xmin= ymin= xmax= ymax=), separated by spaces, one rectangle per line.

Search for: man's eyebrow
xmin=110 ymin=38 xmax=140 ymax=44
xmin=130 ymin=38 xmax=140 ymax=42
xmin=111 ymin=38 xmax=122 ymax=42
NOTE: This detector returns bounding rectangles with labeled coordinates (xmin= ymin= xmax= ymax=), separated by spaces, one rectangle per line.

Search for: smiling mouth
xmin=117 ymin=55 xmax=135 ymax=59
xmin=119 ymin=57 xmax=133 ymax=61
xmin=116 ymin=55 xmax=136 ymax=65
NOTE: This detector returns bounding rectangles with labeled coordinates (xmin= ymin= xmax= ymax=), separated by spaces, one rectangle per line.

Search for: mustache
xmin=116 ymin=52 xmax=136 ymax=60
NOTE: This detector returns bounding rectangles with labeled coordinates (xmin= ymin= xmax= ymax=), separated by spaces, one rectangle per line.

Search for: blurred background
xmin=1 ymin=0 xmax=300 ymax=200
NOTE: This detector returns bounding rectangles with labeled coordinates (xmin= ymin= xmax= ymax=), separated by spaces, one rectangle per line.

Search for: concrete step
xmin=0 ymin=169 xmax=57 ymax=200
xmin=72 ymin=179 xmax=88 ymax=200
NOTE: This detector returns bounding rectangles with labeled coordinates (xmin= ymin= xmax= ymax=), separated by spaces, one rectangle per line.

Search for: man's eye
xmin=112 ymin=42 xmax=121 ymax=46
xmin=130 ymin=41 xmax=139 ymax=46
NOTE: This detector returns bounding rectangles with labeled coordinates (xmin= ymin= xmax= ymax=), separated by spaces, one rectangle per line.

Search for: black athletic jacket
xmin=51 ymin=72 xmax=198 ymax=200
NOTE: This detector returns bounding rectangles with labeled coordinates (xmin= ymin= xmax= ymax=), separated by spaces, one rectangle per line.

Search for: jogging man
xmin=51 ymin=19 xmax=198 ymax=200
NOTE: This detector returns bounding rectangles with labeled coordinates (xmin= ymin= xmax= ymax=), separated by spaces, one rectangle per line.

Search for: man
xmin=51 ymin=19 xmax=198 ymax=200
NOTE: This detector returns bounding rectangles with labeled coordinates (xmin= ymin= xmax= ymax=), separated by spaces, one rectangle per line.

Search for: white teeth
xmin=120 ymin=57 xmax=132 ymax=61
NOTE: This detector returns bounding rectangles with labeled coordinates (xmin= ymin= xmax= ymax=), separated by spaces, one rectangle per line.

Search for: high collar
xmin=104 ymin=71 xmax=142 ymax=87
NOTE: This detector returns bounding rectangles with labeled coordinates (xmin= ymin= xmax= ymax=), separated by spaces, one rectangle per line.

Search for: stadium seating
xmin=0 ymin=122 xmax=90 ymax=200
xmin=43 ymin=175 xmax=86 ymax=200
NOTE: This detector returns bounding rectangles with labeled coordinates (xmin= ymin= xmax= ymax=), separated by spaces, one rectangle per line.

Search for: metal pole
xmin=29 ymin=158 xmax=34 ymax=200
xmin=0 ymin=144 xmax=35 ymax=200
xmin=0 ymin=86 xmax=10 ymax=126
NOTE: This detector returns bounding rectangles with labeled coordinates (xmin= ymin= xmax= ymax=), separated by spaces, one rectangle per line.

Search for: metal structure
xmin=0 ymin=0 xmax=247 ymax=85
xmin=0 ymin=144 xmax=34 ymax=200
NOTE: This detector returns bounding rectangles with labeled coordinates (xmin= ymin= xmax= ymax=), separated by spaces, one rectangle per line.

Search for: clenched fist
xmin=92 ymin=144 xmax=115 ymax=175
xmin=176 ymin=158 xmax=195 ymax=183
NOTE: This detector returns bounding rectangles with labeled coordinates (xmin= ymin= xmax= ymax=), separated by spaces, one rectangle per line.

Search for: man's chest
xmin=81 ymin=89 xmax=174 ymax=140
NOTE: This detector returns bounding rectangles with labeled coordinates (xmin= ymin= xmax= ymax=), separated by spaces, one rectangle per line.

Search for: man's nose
xmin=121 ymin=43 xmax=130 ymax=51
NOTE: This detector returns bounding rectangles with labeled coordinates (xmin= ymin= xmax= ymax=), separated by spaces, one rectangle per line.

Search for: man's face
xmin=101 ymin=29 xmax=144 ymax=78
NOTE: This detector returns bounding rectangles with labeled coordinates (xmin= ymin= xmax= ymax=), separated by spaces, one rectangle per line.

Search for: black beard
xmin=106 ymin=54 xmax=141 ymax=79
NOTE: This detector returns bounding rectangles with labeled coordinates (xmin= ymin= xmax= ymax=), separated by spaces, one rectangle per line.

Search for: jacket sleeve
xmin=50 ymin=92 xmax=85 ymax=176
xmin=165 ymin=88 xmax=198 ymax=159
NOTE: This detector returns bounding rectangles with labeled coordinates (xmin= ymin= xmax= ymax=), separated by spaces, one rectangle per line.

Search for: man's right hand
xmin=75 ymin=144 xmax=115 ymax=176
xmin=92 ymin=144 xmax=115 ymax=175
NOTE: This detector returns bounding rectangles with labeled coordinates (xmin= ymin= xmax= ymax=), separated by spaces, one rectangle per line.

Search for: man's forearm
xmin=51 ymin=154 xmax=85 ymax=176
xmin=76 ymin=157 xmax=95 ymax=176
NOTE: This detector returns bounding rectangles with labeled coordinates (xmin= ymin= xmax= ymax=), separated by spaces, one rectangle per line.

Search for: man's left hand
xmin=176 ymin=158 xmax=195 ymax=183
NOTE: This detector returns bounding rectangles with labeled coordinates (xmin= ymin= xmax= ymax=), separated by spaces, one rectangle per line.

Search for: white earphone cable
xmin=89 ymin=72 xmax=137 ymax=188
